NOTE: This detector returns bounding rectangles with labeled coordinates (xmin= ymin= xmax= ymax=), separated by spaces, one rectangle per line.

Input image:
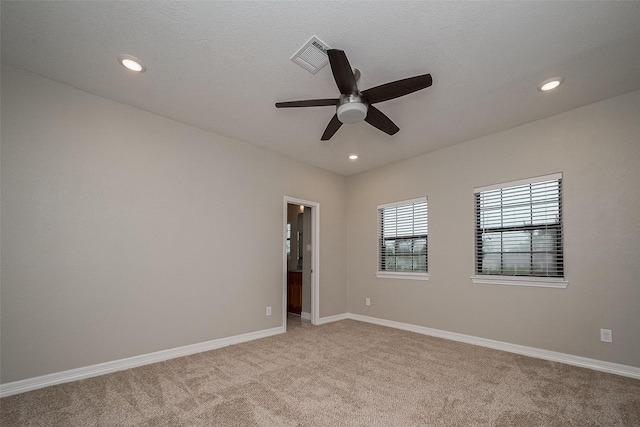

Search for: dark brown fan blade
xmin=321 ymin=114 xmax=343 ymax=140
xmin=364 ymin=105 xmax=399 ymax=135
xmin=328 ymin=49 xmax=359 ymax=95
xmin=362 ymin=74 xmax=432 ymax=104
xmin=275 ymin=99 xmax=338 ymax=108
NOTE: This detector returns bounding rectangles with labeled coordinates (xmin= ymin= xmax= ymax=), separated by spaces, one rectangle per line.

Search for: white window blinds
xmin=474 ymin=174 xmax=563 ymax=278
xmin=378 ymin=198 xmax=428 ymax=273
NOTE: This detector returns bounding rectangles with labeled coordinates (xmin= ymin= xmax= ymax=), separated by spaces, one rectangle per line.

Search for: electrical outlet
xmin=266 ymin=306 xmax=272 ymax=316
xmin=365 ymin=298 xmax=371 ymax=306
xmin=600 ymin=328 xmax=612 ymax=343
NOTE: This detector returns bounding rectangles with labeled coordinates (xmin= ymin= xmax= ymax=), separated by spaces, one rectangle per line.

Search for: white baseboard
xmin=0 ymin=326 xmax=284 ymax=398
xmin=347 ymin=313 xmax=640 ymax=380
xmin=317 ymin=313 xmax=349 ymax=325
xmin=4 ymin=313 xmax=638 ymax=398
xmin=301 ymin=311 xmax=311 ymax=321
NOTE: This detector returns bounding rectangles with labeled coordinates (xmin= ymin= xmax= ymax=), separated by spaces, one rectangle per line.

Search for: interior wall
xmin=0 ymin=65 xmax=348 ymax=384
xmin=346 ymin=89 xmax=640 ymax=367
xmin=2 ymin=63 xmax=638 ymax=386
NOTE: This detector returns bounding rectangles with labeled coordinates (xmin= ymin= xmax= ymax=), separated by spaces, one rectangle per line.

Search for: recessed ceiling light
xmin=538 ymin=77 xmax=564 ymax=92
xmin=118 ymin=54 xmax=146 ymax=73
xmin=349 ymin=154 xmax=358 ymax=160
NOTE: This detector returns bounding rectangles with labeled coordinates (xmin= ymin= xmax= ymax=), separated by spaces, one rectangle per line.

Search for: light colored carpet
xmin=1 ymin=319 xmax=639 ymax=426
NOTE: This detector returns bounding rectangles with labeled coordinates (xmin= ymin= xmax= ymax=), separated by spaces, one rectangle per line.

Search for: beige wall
xmin=2 ymin=63 xmax=638 ymax=386
xmin=347 ymin=89 xmax=640 ymax=367
xmin=0 ymin=66 xmax=348 ymax=383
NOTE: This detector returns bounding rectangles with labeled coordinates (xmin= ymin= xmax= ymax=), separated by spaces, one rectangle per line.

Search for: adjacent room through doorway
xmin=284 ymin=197 xmax=319 ymax=330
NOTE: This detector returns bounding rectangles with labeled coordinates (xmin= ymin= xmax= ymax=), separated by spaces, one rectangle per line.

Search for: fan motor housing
xmin=337 ymin=94 xmax=368 ymax=124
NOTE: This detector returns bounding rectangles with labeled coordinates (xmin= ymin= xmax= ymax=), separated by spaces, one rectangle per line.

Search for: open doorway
xmin=283 ymin=197 xmax=319 ymax=331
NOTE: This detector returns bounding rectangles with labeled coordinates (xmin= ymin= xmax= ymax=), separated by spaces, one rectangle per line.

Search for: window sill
xmin=376 ymin=272 xmax=430 ymax=281
xmin=471 ymin=275 xmax=568 ymax=288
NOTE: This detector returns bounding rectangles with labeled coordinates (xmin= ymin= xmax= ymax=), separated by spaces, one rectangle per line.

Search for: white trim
xmin=316 ymin=313 xmax=349 ymax=325
xmin=0 ymin=326 xmax=284 ymax=398
xmin=282 ymin=203 xmax=288 ymax=331
xmin=347 ymin=313 xmax=640 ymax=380
xmin=474 ymin=172 xmax=562 ymax=193
xmin=5 ymin=314 xmax=638 ymax=398
xmin=376 ymin=271 xmax=429 ymax=280
xmin=311 ymin=204 xmax=320 ymax=325
xmin=301 ymin=311 xmax=311 ymax=321
xmin=284 ymin=197 xmax=320 ymax=326
xmin=471 ymin=275 xmax=568 ymax=288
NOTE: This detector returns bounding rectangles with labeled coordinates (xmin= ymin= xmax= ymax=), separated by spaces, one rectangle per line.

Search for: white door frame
xmin=283 ymin=196 xmax=320 ymax=329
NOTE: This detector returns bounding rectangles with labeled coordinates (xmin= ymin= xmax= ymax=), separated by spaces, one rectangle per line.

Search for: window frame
xmin=376 ymin=197 xmax=429 ymax=281
xmin=471 ymin=173 xmax=567 ymax=288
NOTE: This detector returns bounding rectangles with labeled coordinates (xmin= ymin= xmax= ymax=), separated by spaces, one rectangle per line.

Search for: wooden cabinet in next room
xmin=287 ymin=271 xmax=302 ymax=315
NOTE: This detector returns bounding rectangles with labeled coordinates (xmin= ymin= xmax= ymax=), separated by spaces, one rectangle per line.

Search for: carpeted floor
xmin=1 ymin=319 xmax=639 ymax=426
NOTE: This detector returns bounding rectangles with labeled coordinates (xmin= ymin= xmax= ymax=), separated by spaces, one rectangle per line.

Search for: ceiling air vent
xmin=291 ymin=36 xmax=330 ymax=74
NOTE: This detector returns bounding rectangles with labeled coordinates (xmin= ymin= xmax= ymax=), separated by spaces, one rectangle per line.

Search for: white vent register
xmin=291 ymin=36 xmax=330 ymax=74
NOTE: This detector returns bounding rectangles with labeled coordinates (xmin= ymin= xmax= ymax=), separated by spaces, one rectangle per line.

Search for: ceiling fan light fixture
xmin=337 ymin=100 xmax=368 ymax=124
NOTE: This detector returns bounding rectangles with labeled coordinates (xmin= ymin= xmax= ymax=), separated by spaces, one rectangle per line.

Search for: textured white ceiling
xmin=2 ymin=1 xmax=640 ymax=176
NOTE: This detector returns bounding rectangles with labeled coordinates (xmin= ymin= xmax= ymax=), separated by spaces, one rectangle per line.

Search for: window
xmin=473 ymin=173 xmax=567 ymax=288
xmin=377 ymin=198 xmax=428 ymax=280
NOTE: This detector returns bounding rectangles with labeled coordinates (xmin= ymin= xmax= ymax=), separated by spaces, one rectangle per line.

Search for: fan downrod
xmin=352 ymin=68 xmax=361 ymax=82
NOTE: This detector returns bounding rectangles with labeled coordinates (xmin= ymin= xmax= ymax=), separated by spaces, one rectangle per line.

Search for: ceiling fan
xmin=275 ymin=49 xmax=432 ymax=141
